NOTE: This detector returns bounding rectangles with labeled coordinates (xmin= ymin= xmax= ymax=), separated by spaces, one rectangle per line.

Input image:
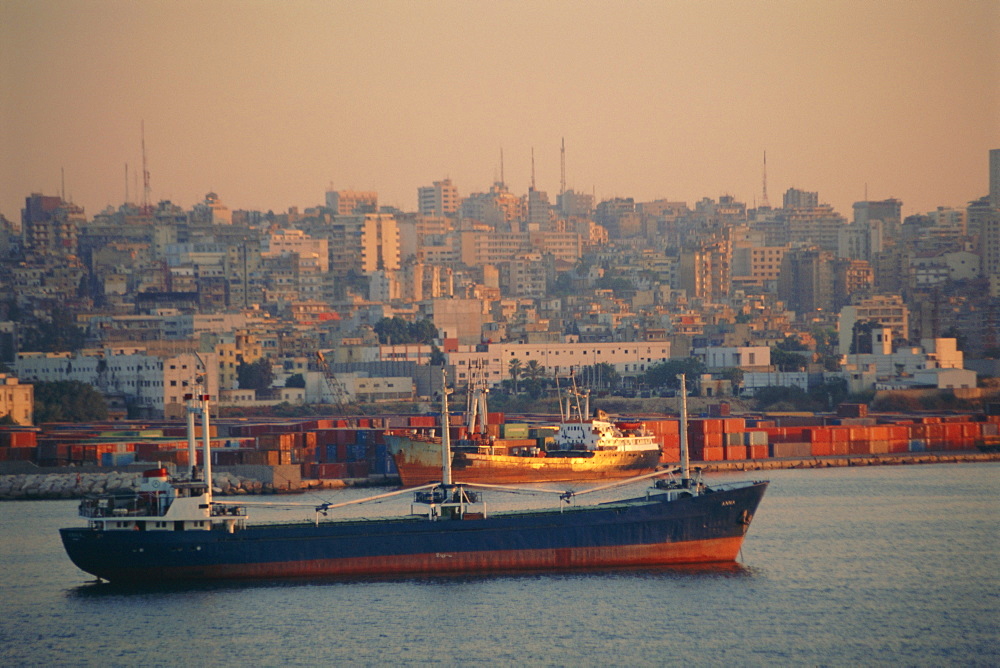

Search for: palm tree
xmin=508 ymin=358 xmax=522 ymax=394
xmin=522 ymin=360 xmax=545 ymax=382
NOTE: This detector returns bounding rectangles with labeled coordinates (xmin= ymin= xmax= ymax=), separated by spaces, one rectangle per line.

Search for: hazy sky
xmin=2 ymin=0 xmax=997 ymax=223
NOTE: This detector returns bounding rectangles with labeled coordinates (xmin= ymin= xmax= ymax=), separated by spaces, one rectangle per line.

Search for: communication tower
xmin=141 ymin=120 xmax=152 ymax=214
xmin=761 ymin=150 xmax=770 ymax=209
xmin=560 ymin=137 xmax=566 ymax=195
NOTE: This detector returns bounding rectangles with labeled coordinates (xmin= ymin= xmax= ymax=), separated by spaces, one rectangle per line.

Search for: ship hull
xmin=387 ymin=435 xmax=662 ymax=486
xmin=59 ymin=482 xmax=767 ymax=583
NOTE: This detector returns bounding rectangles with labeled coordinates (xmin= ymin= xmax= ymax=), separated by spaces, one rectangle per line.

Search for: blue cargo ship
xmin=59 ymin=375 xmax=768 ymax=583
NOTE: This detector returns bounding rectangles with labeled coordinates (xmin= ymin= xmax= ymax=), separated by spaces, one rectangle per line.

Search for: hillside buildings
xmin=2 ymin=150 xmax=996 ymax=415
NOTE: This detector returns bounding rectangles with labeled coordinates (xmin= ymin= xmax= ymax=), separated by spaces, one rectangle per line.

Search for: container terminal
xmin=2 ymin=402 xmax=999 ymax=499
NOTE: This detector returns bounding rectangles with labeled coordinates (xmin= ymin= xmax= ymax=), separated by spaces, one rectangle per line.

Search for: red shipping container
xmin=888 ymin=440 xmax=908 ymax=453
xmin=811 ymin=442 xmax=833 ymax=457
xmin=696 ymin=447 xmax=724 ymax=461
xmin=748 ymin=445 xmax=768 ymax=459
xmin=722 ymin=418 xmax=746 ymax=433
xmin=690 ymin=432 xmax=724 ymax=449
xmin=690 ymin=419 xmax=722 ymax=434
xmin=830 ymin=427 xmax=849 ymax=441
xmin=849 ymin=441 xmax=873 ymax=455
xmin=896 ymin=426 xmax=912 ymax=441
xmin=659 ymin=447 xmax=681 ymax=464
xmin=314 ymin=462 xmax=349 ymax=479
xmin=724 ymin=445 xmax=748 ymax=461
xmin=804 ymin=428 xmax=831 ymax=443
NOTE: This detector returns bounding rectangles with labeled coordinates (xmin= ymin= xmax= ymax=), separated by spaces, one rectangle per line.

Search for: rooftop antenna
xmin=125 ymin=163 xmax=129 ymax=205
xmin=500 ymin=148 xmax=505 ymax=187
xmin=761 ymin=150 xmax=770 ymax=208
xmin=560 ymin=137 xmax=566 ymax=195
xmin=61 ymin=167 xmax=65 ymax=201
xmin=531 ymin=147 xmax=536 ymax=191
xmin=141 ymin=120 xmax=151 ymax=214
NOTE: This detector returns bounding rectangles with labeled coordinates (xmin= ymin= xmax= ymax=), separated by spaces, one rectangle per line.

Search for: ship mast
xmin=678 ymin=373 xmax=690 ymax=487
xmin=186 ymin=393 xmax=198 ymax=480
xmin=202 ymin=391 xmax=212 ymax=499
xmin=441 ymin=368 xmax=452 ymax=486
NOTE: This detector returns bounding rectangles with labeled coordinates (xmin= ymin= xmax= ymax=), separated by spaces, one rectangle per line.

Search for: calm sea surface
xmin=1 ymin=463 xmax=997 ymax=667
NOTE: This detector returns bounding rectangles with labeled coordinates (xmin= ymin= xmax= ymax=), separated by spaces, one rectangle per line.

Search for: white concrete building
xmin=14 ymin=349 xmax=220 ymax=417
xmin=841 ymin=329 xmax=974 ymax=391
xmin=692 ymin=346 xmax=771 ymax=370
xmin=449 ymin=340 xmax=673 ymax=386
xmin=741 ymin=371 xmax=810 ymax=395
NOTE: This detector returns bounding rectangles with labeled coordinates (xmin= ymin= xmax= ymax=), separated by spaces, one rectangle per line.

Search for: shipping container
xmin=724 ymin=445 xmax=747 ymax=461
xmin=771 ymin=442 xmax=812 ymax=458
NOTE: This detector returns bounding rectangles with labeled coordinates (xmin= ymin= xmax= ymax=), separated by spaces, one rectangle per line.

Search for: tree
xmin=411 ymin=318 xmax=438 ymax=344
xmin=719 ymin=367 xmax=744 ymax=390
xmin=775 ymin=335 xmax=808 ymax=352
xmin=771 ymin=348 xmax=809 ymax=372
xmin=237 ymin=358 xmax=274 ymax=391
xmin=576 ymin=362 xmax=620 ymax=391
xmin=19 ymin=307 xmax=86 ymax=353
xmin=373 ymin=317 xmax=439 ymax=345
xmin=508 ymin=358 xmax=522 ymax=394
xmin=808 ymin=378 xmax=849 ymax=410
xmin=429 ymin=344 xmax=446 ymax=366
xmin=521 ymin=360 xmax=546 ymax=399
xmin=593 ymin=276 xmax=635 ymax=293
xmin=643 ymin=358 xmax=706 ymax=391
xmin=752 ymin=385 xmax=810 ymax=411
xmin=522 ymin=360 xmax=545 ymax=382
xmin=33 ymin=381 xmax=109 ymax=422
xmin=285 ymin=373 xmax=306 ymax=388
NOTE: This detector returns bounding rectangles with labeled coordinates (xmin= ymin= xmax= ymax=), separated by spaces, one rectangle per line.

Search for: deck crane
xmin=315 ymin=351 xmax=362 ymax=423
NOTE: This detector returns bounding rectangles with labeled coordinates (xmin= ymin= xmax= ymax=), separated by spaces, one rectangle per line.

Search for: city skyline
xmin=2 ymin=0 xmax=997 ymax=221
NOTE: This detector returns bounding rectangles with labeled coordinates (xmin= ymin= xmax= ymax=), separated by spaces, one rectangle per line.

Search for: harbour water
xmin=1 ymin=463 xmax=997 ymax=667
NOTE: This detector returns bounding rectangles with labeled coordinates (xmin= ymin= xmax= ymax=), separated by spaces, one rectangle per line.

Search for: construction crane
xmin=315 ymin=351 xmax=361 ymax=422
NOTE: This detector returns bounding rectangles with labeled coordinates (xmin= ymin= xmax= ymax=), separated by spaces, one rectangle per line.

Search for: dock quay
xmin=1 ymin=451 xmax=997 ymax=501
xmin=2 ymin=405 xmax=1000 ymax=500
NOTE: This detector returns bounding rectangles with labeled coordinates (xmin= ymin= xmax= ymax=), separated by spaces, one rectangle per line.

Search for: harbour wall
xmin=2 ymin=451 xmax=997 ymax=501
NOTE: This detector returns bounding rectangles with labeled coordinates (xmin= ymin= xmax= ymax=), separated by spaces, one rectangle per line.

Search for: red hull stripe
xmin=143 ymin=536 xmax=746 ymax=580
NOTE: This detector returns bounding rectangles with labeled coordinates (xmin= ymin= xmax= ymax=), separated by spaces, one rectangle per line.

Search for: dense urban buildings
xmin=0 ymin=149 xmax=996 ymax=421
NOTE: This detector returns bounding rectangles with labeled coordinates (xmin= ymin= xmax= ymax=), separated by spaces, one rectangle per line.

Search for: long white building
xmin=15 ymin=349 xmax=220 ymax=417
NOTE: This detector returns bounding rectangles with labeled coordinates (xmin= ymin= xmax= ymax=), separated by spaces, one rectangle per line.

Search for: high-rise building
xmin=417 ymin=179 xmax=459 ymax=216
xmin=557 ymin=189 xmax=594 ymax=217
xmin=678 ymin=236 xmax=732 ymax=302
xmin=782 ymin=188 xmax=818 ymax=209
xmin=460 ymin=183 xmax=524 ymax=232
xmin=786 ymin=204 xmax=847 ymax=253
xmin=191 ymin=192 xmax=232 ymax=225
xmin=22 ymin=193 xmax=85 ymax=257
xmin=853 ymin=199 xmax=902 ymax=243
xmin=526 ymin=188 xmax=552 ymax=231
xmin=777 ymin=247 xmax=835 ymax=315
xmin=327 ymin=213 xmax=400 ymax=276
xmin=838 ymin=295 xmax=909 ymax=354
xmin=325 ymin=190 xmax=378 ymax=216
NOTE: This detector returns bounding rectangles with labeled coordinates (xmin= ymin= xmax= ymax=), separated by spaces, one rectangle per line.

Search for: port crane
xmin=315 ymin=351 xmax=362 ymax=424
